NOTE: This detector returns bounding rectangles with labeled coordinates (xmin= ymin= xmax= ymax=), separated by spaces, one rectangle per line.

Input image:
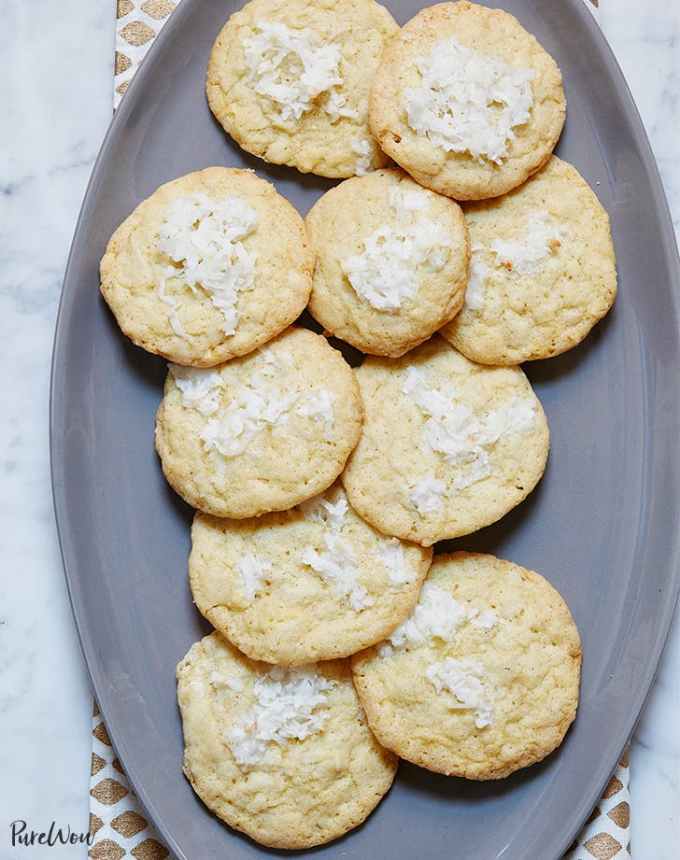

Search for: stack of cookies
xmin=100 ymin=0 xmax=616 ymax=850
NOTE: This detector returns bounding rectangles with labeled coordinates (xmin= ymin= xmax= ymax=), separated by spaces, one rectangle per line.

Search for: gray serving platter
xmin=51 ymin=1 xmax=680 ymax=857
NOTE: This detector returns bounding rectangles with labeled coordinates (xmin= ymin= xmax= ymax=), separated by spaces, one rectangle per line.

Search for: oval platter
xmin=51 ymin=1 xmax=680 ymax=857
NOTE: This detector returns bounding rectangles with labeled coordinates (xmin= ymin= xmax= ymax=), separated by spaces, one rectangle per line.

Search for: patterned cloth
xmin=89 ymin=702 xmax=167 ymax=859
xmin=565 ymin=753 xmax=632 ymax=859
xmin=91 ymin=1 xmax=631 ymax=858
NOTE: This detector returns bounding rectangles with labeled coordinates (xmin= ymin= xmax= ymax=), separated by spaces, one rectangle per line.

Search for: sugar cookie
xmin=177 ymin=633 xmax=397 ymax=848
xmin=369 ymin=1 xmax=565 ymax=200
xmin=155 ymin=328 xmax=362 ymax=518
xmin=352 ymin=552 xmax=581 ymax=779
xmin=342 ymin=336 xmax=549 ymax=545
xmin=441 ymin=157 xmax=617 ymax=364
xmin=306 ymin=169 xmax=468 ymax=357
xmin=100 ymin=167 xmax=312 ymax=366
xmin=190 ymin=483 xmax=431 ymax=664
xmin=207 ymin=0 xmax=398 ymax=178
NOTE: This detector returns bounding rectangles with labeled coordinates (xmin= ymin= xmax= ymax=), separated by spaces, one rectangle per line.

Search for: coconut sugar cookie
xmin=155 ymin=328 xmax=362 ymax=518
xmin=352 ymin=552 xmax=581 ymax=780
xmin=306 ymin=169 xmax=469 ymax=357
xmin=100 ymin=167 xmax=313 ymax=367
xmin=190 ymin=483 xmax=431 ymax=665
xmin=177 ymin=633 xmax=397 ymax=848
xmin=342 ymin=336 xmax=549 ymax=546
xmin=441 ymin=157 xmax=617 ymax=364
xmin=369 ymin=1 xmax=566 ymax=200
xmin=207 ymin=0 xmax=398 ymax=178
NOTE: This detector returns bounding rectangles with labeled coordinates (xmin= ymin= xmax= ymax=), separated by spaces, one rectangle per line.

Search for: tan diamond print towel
xmin=90 ymin=2 xmax=631 ymax=858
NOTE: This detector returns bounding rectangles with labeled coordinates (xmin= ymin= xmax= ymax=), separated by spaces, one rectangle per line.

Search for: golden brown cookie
xmin=177 ymin=633 xmax=398 ymax=848
xmin=207 ymin=0 xmax=398 ymax=178
xmin=306 ymin=169 xmax=469 ymax=357
xmin=155 ymin=328 xmax=363 ymax=518
xmin=369 ymin=1 xmax=566 ymax=200
xmin=441 ymin=156 xmax=617 ymax=364
xmin=352 ymin=552 xmax=581 ymax=779
xmin=100 ymin=167 xmax=312 ymax=366
xmin=342 ymin=336 xmax=549 ymax=546
xmin=190 ymin=483 xmax=431 ymax=664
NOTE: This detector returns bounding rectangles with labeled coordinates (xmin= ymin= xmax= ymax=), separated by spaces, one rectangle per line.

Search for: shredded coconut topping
xmin=295 ymin=388 xmax=335 ymax=430
xmin=464 ymin=246 xmax=490 ymax=312
xmin=227 ymin=666 xmax=334 ymax=766
xmin=301 ymin=537 xmax=372 ymax=611
xmin=351 ymin=138 xmax=374 ymax=176
xmin=484 ymin=398 xmax=537 ymax=443
xmin=300 ymin=490 xmax=372 ymax=611
xmin=237 ymin=552 xmax=272 ymax=602
xmin=378 ymin=537 xmax=415 ymax=586
xmin=472 ymin=609 xmax=498 ymax=630
xmin=490 ymin=210 xmax=564 ymax=275
xmin=409 ymin=475 xmax=446 ymax=515
xmin=402 ymin=367 xmax=536 ymax=495
xmin=198 ymin=350 xmax=334 ymax=457
xmin=157 ymin=193 xmax=258 ymax=337
xmin=299 ymin=493 xmax=348 ymax=529
xmin=405 ymin=38 xmax=535 ymax=164
xmin=201 ymin=374 xmax=296 ymax=458
xmin=341 ymin=185 xmax=450 ymax=311
xmin=464 ymin=213 xmax=563 ymax=313
xmin=210 ymin=671 xmax=244 ymax=693
xmin=169 ymin=365 xmax=224 ymax=415
xmin=158 ymin=271 xmax=186 ymax=337
xmin=383 ymin=582 xmax=470 ymax=652
xmin=326 ymin=89 xmax=359 ymax=121
xmin=426 ymin=658 xmax=494 ymax=728
xmin=379 ymin=583 xmax=498 ymax=658
xmin=243 ymin=21 xmax=342 ymax=123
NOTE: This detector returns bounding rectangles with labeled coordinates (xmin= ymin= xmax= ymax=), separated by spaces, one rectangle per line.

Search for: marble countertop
xmin=1 ymin=1 xmax=678 ymax=857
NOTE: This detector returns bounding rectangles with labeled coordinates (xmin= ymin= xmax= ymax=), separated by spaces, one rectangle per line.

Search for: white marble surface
xmin=0 ymin=2 xmax=113 ymax=857
xmin=0 ymin=1 xmax=678 ymax=857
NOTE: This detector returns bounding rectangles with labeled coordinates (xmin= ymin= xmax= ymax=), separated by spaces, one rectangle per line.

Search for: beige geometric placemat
xmin=565 ymin=751 xmax=631 ymax=859
xmin=91 ymin=2 xmax=631 ymax=858
xmin=114 ymin=0 xmax=176 ymax=107
xmin=89 ymin=702 xmax=168 ymax=860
